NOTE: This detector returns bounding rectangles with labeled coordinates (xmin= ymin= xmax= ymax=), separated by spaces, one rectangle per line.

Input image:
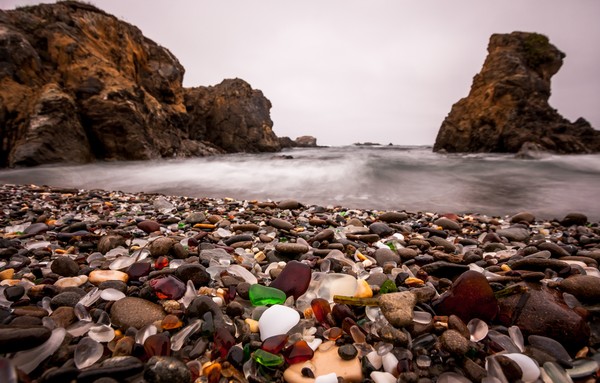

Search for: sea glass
xmin=311 ymin=298 xmax=332 ymax=325
xmin=269 ymin=260 xmax=311 ymax=299
xmin=261 ymin=334 xmax=289 ymax=354
xmin=252 ymin=349 xmax=284 ymax=368
xmin=249 ymin=284 xmax=286 ymax=306
xmin=282 ymin=340 xmax=314 ymax=365
xmin=128 ymin=261 xmax=152 ymax=280
xmin=144 ymin=333 xmax=171 ymax=357
xmin=74 ymin=337 xmax=104 ymax=369
xmin=170 ymin=319 xmax=202 ymax=351
xmin=149 ymin=275 xmax=186 ymax=300
xmin=258 ymin=304 xmax=300 ymax=341
xmin=214 ymin=327 xmax=235 ymax=359
xmin=12 ymin=328 xmax=66 ymax=374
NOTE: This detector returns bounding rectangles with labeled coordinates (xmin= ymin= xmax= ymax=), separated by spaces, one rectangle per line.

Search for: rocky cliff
xmin=433 ymin=32 xmax=600 ymax=154
xmin=0 ymin=1 xmax=280 ymax=167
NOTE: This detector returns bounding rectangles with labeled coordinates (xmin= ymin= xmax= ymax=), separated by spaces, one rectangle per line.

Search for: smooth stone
xmin=278 ymin=199 xmax=301 ymax=210
xmin=187 ymin=296 xmax=233 ymax=335
xmin=24 ymin=222 xmax=48 ymax=235
xmin=275 ymin=243 xmax=309 ymax=255
xmin=426 ymin=236 xmax=456 ymax=253
xmin=258 ymin=305 xmax=300 ymax=341
xmin=50 ymin=306 xmax=76 ymax=328
xmin=54 ymin=275 xmax=88 ymax=288
xmin=89 ymin=270 xmax=129 ymax=285
xmin=368 ymin=222 xmax=394 ymax=237
xmin=149 ymin=237 xmax=175 ymax=257
xmin=51 ymin=291 xmax=84 ymax=309
xmin=231 ymin=223 xmax=260 ymax=232
xmin=0 ymin=326 xmax=52 ymax=353
xmin=144 ymin=356 xmax=192 ymax=383
xmin=378 ymin=211 xmax=408 ymax=223
xmin=98 ymin=280 xmax=128 ymax=293
xmin=0 ymin=358 xmax=17 ymax=383
xmin=268 ymin=218 xmax=294 ymax=230
xmin=283 ymin=344 xmax=363 ymax=383
xmin=110 ymin=297 xmax=166 ymax=330
xmin=434 ymin=217 xmax=462 ymax=231
xmin=11 ymin=328 xmax=66 ymax=374
xmin=137 ymin=220 xmax=161 ymax=234
xmin=561 ymin=213 xmax=588 ymax=226
xmin=374 ymin=248 xmax=400 ymax=267
xmin=173 ymin=264 xmax=211 ymax=288
xmin=440 ymin=329 xmax=470 ymax=355
xmin=510 ymin=258 xmax=570 ymax=272
xmin=496 ymin=227 xmax=530 ymax=242
xmin=3 ymin=285 xmax=24 ymax=301
xmin=77 ymin=356 xmax=144 ymax=381
xmin=497 ymin=282 xmax=590 ymax=353
xmin=537 ymin=242 xmax=571 ymax=258
xmin=338 ymin=344 xmax=358 ymax=360
xmin=510 ymin=211 xmax=536 ymax=224
xmin=97 ymin=235 xmax=127 ymax=254
xmin=378 ymin=291 xmax=416 ymax=328
xmin=557 ymin=275 xmax=600 ymax=302
xmin=432 ymin=270 xmax=499 ymax=323
xmin=185 ymin=212 xmax=206 ymax=224
xmin=51 ymin=256 xmax=80 ymax=277
xmin=270 ymin=260 xmax=312 ymax=299
xmin=397 ymin=247 xmax=418 ymax=260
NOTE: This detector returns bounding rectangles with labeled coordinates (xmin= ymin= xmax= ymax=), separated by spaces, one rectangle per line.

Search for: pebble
xmin=110 ymin=297 xmax=166 ymax=330
xmin=0 ymin=184 xmax=598 ymax=383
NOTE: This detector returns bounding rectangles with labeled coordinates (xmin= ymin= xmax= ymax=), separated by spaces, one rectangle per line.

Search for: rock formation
xmin=278 ymin=135 xmax=319 ymax=148
xmin=433 ymin=32 xmax=600 ymax=154
xmin=0 ymin=1 xmax=280 ymax=167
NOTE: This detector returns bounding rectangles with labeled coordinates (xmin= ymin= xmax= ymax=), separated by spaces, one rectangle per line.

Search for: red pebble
xmin=261 ymin=334 xmax=289 ymax=354
xmin=282 ymin=340 xmax=314 ymax=365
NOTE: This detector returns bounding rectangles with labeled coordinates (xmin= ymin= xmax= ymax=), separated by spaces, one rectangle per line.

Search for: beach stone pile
xmin=0 ymin=183 xmax=599 ymax=382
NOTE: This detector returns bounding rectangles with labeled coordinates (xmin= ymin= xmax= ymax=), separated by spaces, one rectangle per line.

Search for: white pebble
xmin=258 ymin=304 xmax=300 ymax=341
xmin=366 ymin=350 xmax=383 ymax=369
xmin=382 ymin=352 xmax=398 ymax=374
xmin=370 ymin=371 xmax=397 ymax=383
xmin=100 ymin=288 xmax=126 ymax=301
xmin=314 ymin=372 xmax=338 ymax=383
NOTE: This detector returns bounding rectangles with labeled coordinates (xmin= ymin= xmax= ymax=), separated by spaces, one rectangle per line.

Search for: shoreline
xmin=0 ymin=183 xmax=599 ymax=382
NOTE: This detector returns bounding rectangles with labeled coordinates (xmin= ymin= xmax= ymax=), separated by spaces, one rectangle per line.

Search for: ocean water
xmin=1 ymin=146 xmax=599 ymax=220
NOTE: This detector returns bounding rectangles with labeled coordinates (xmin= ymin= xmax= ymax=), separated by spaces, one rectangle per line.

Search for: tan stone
xmin=283 ymin=343 xmax=363 ymax=383
xmin=89 ymin=270 xmax=128 ymax=285
xmin=0 ymin=268 xmax=15 ymax=281
xmin=54 ymin=275 xmax=88 ymax=288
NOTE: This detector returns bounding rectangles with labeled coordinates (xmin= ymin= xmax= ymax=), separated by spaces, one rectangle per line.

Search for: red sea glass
xmin=213 ymin=326 xmax=235 ymax=359
xmin=154 ymin=256 xmax=169 ymax=270
xmin=144 ymin=333 xmax=171 ymax=358
xmin=311 ymin=298 xmax=332 ymax=325
xmin=282 ymin=340 xmax=314 ymax=365
xmin=269 ymin=260 xmax=311 ymax=299
xmin=261 ymin=334 xmax=289 ymax=354
xmin=127 ymin=261 xmax=152 ymax=281
xmin=432 ymin=270 xmax=499 ymax=322
xmin=149 ymin=275 xmax=186 ymax=300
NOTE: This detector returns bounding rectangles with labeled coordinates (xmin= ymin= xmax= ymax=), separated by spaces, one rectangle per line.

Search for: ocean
xmin=1 ymin=146 xmax=599 ymax=220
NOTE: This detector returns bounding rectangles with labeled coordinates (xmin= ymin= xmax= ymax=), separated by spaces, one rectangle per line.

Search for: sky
xmin=3 ymin=1 xmax=600 ymax=146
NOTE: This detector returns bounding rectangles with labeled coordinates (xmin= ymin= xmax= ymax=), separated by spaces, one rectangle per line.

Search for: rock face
xmin=278 ymin=135 xmax=319 ymax=148
xmin=433 ymin=32 xmax=600 ymax=154
xmin=0 ymin=2 xmax=280 ymax=167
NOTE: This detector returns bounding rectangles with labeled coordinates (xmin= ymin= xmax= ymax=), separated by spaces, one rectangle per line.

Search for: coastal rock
xmin=497 ymin=282 xmax=590 ymax=352
xmin=433 ymin=32 xmax=600 ymax=154
xmin=0 ymin=2 xmax=282 ymax=167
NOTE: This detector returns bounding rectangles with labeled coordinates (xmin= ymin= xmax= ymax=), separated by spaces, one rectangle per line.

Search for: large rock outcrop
xmin=0 ymin=1 xmax=280 ymax=167
xmin=433 ymin=32 xmax=600 ymax=154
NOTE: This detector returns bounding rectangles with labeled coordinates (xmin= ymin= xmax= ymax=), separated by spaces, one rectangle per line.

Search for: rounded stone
xmin=149 ymin=237 xmax=175 ymax=257
xmin=378 ymin=291 xmax=417 ymax=328
xmin=561 ymin=213 xmax=587 ymax=226
xmin=368 ymin=222 xmax=394 ymax=237
xmin=98 ymin=280 xmax=128 ymax=293
xmin=173 ymin=263 xmax=211 ymax=288
xmin=144 ymin=356 xmax=191 ymax=383
xmin=378 ymin=212 xmax=408 ymax=223
xmin=268 ymin=218 xmax=294 ymax=231
xmin=434 ymin=217 xmax=461 ymax=231
xmin=510 ymin=211 xmax=536 ymax=224
xmin=51 ymin=256 xmax=80 ymax=277
xmin=4 ymin=285 xmax=25 ymax=301
xmin=275 ymin=243 xmax=309 ymax=255
xmin=338 ymin=344 xmax=358 ymax=360
xmin=0 ymin=326 xmax=52 ymax=353
xmin=277 ymin=199 xmax=301 ymax=210
xmin=137 ymin=220 xmax=161 ymax=234
xmin=110 ymin=297 xmax=166 ymax=330
xmin=496 ymin=227 xmax=530 ymax=243
xmin=441 ymin=329 xmax=470 ymax=355
xmin=185 ymin=212 xmax=206 ymax=225
xmin=50 ymin=291 xmax=84 ymax=309
xmin=89 ymin=270 xmax=129 ymax=285
xmin=557 ymin=275 xmax=600 ymax=303
xmin=98 ymin=235 xmax=127 ymax=254
xmin=374 ymin=248 xmax=400 ymax=267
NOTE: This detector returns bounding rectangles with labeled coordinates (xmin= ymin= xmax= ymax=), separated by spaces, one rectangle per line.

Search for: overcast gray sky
xmin=4 ymin=0 xmax=600 ymax=146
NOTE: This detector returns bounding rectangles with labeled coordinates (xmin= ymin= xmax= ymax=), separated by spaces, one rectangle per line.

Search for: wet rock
xmin=379 ymin=291 xmax=416 ymax=328
xmin=369 ymin=222 xmax=394 ymax=237
xmin=268 ymin=218 xmax=294 ymax=231
xmin=378 ymin=212 xmax=408 ymax=223
xmin=497 ymin=282 xmax=590 ymax=352
xmin=557 ymin=275 xmax=600 ymax=303
xmin=149 ymin=237 xmax=175 ymax=257
xmin=0 ymin=326 xmax=51 ymax=353
xmin=97 ymin=235 xmax=127 ymax=254
xmin=275 ymin=243 xmax=309 ymax=255
xmin=51 ymin=256 xmax=80 ymax=277
xmin=138 ymin=220 xmax=161 ymax=234
xmin=561 ymin=213 xmax=588 ymax=226
xmin=434 ymin=217 xmax=461 ymax=231
xmin=510 ymin=212 xmax=536 ymax=224
xmin=496 ymin=227 xmax=530 ymax=242
xmin=374 ymin=248 xmax=400 ymax=267
xmin=426 ymin=236 xmax=456 ymax=253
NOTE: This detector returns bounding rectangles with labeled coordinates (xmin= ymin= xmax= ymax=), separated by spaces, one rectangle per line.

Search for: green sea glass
xmin=252 ymin=349 xmax=284 ymax=367
xmin=249 ymin=284 xmax=286 ymax=306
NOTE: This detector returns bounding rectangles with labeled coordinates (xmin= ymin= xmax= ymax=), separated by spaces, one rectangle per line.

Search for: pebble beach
xmin=0 ymin=183 xmax=599 ymax=383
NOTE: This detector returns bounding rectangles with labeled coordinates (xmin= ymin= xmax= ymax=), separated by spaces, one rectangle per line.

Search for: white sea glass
xmin=74 ymin=337 xmax=103 ymax=369
xmin=258 ymin=304 xmax=300 ymax=341
xmin=100 ymin=288 xmax=126 ymax=301
xmin=12 ymin=328 xmax=66 ymax=373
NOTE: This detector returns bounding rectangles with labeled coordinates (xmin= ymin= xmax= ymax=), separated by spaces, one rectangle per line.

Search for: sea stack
xmin=0 ymin=1 xmax=281 ymax=167
xmin=433 ymin=31 xmax=600 ymax=154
